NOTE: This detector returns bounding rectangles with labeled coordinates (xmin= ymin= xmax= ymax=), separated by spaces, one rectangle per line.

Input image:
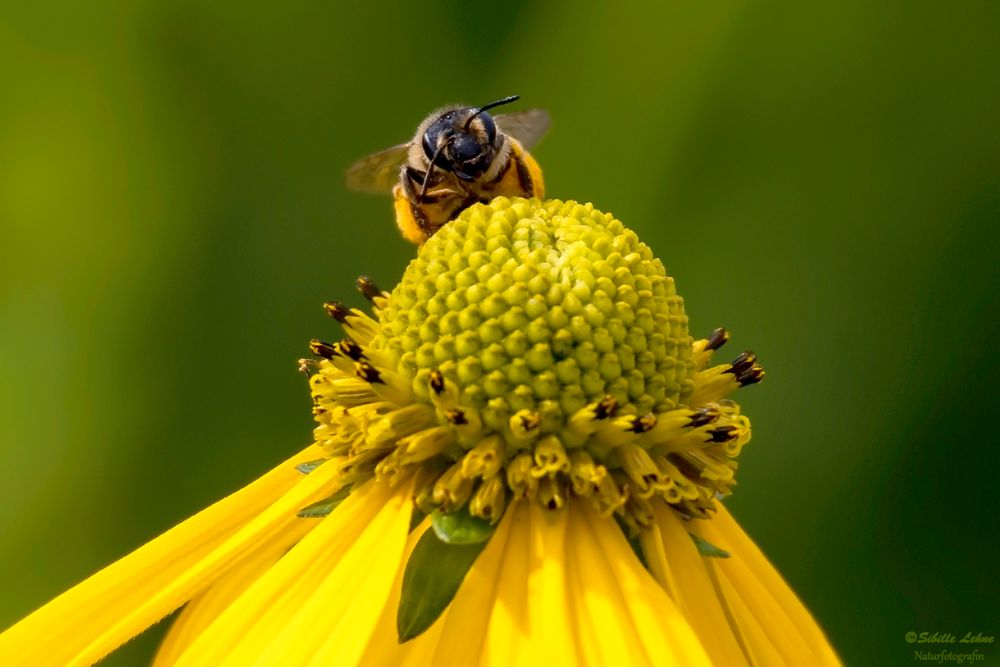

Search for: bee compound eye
xmin=422 ymin=116 xmax=454 ymax=161
xmin=450 ymin=134 xmax=483 ymax=164
xmin=478 ymin=111 xmax=497 ymax=144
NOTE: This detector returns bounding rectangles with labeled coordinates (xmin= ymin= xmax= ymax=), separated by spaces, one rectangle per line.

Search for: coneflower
xmin=0 ymin=198 xmax=840 ymax=666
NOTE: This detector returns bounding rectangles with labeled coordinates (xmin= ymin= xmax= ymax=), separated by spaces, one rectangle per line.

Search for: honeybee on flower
xmin=346 ymin=95 xmax=549 ymax=244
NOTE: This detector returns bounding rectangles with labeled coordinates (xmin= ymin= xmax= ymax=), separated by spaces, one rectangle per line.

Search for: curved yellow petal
xmin=152 ymin=519 xmax=315 ymax=666
xmin=579 ymin=503 xmax=713 ymax=667
xmin=0 ymin=445 xmax=329 ymax=667
xmin=694 ymin=506 xmax=842 ymax=666
xmin=647 ymin=502 xmax=749 ymax=666
xmin=173 ymin=478 xmax=412 ymax=666
xmin=357 ymin=519 xmax=447 ymax=667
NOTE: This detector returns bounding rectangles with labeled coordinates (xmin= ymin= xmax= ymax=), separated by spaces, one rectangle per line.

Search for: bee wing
xmin=494 ymin=109 xmax=551 ymax=150
xmin=344 ymin=142 xmax=411 ymax=194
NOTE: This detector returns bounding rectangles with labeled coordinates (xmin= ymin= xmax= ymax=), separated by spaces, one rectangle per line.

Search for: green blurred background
xmin=1 ymin=2 xmax=998 ymax=665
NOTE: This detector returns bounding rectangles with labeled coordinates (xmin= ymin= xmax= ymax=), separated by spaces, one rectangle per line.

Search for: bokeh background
xmin=2 ymin=2 xmax=998 ymax=665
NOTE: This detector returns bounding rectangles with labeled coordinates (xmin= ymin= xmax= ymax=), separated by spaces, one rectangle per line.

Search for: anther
xmin=309 ymin=339 xmax=337 ymax=360
xmin=593 ymin=395 xmax=619 ymax=420
xmin=355 ymin=275 xmax=384 ymax=303
xmin=429 ymin=369 xmax=446 ymax=395
xmin=688 ymin=406 xmax=720 ymax=428
xmin=708 ymin=425 xmax=739 ymax=443
xmin=297 ymin=358 xmax=318 ymax=374
xmin=323 ymin=301 xmax=350 ymax=324
xmin=737 ymin=366 xmax=765 ymax=386
xmin=725 ymin=350 xmax=765 ymax=386
xmin=706 ymin=328 xmax=730 ymax=351
xmin=630 ymin=413 xmax=658 ymax=433
xmin=337 ymin=338 xmax=364 ymax=361
xmin=444 ymin=408 xmax=467 ymax=425
xmin=726 ymin=351 xmax=758 ymax=375
xmin=509 ymin=409 xmax=542 ymax=440
xmin=355 ymin=361 xmax=383 ymax=384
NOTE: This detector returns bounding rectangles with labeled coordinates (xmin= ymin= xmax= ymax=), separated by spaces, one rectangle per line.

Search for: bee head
xmin=421 ymin=95 xmax=519 ymax=181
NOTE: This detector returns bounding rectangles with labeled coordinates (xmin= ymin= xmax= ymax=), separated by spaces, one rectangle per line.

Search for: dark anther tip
xmin=520 ymin=412 xmax=541 ymax=430
xmin=355 ymin=361 xmax=383 ymax=384
xmin=355 ymin=276 xmax=383 ymax=303
xmin=429 ymin=370 xmax=445 ymax=394
xmin=338 ymin=339 xmax=364 ymax=361
xmin=738 ymin=368 xmax=765 ymax=387
xmin=688 ymin=406 xmax=720 ymax=428
xmin=631 ymin=413 xmax=658 ymax=433
xmin=725 ymin=350 xmax=758 ymax=376
xmin=309 ymin=339 xmax=337 ymax=360
xmin=594 ymin=395 xmax=619 ymax=420
xmin=706 ymin=328 xmax=730 ymax=351
xmin=444 ymin=408 xmax=468 ymax=425
xmin=323 ymin=301 xmax=350 ymax=324
xmin=708 ymin=426 xmax=739 ymax=443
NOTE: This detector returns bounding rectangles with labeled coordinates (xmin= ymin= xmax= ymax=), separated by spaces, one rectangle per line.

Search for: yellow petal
xmin=476 ymin=500 xmax=531 ymax=667
xmin=694 ymin=505 xmax=842 ymax=666
xmin=0 ymin=445 xmax=331 ymax=667
xmin=357 ymin=519 xmax=447 ymax=667
xmin=647 ymin=501 xmax=749 ymax=666
xmin=153 ymin=519 xmax=315 ymax=666
xmin=173 ymin=478 xmax=413 ymax=666
xmin=577 ymin=503 xmax=712 ymax=667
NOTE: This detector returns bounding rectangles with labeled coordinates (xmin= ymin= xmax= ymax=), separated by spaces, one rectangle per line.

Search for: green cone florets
xmin=375 ymin=198 xmax=693 ymax=438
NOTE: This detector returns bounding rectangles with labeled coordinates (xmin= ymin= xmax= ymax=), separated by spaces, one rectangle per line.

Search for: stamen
xmin=461 ymin=435 xmax=504 ymax=479
xmin=469 ymin=475 xmax=507 ymax=523
xmin=509 ymin=409 xmax=542 ymax=441
xmin=309 ymin=339 xmax=337 ymax=360
xmin=323 ymin=301 xmax=350 ymax=323
xmin=355 ymin=275 xmax=386 ymax=303
xmin=365 ymin=404 xmax=436 ymax=447
xmin=568 ymin=450 xmax=606 ymax=496
xmin=706 ymin=327 xmax=730 ymax=351
xmin=537 ymin=475 xmax=566 ymax=510
xmin=432 ymin=462 xmax=474 ymax=510
xmin=531 ymin=435 xmax=569 ymax=477
xmin=615 ymin=442 xmax=664 ymax=497
xmin=396 ymin=426 xmax=456 ymax=465
xmin=506 ymin=453 xmax=538 ymax=499
xmin=726 ymin=351 xmax=765 ymax=386
xmin=567 ymin=396 xmax=619 ymax=437
xmin=337 ymin=339 xmax=365 ymax=361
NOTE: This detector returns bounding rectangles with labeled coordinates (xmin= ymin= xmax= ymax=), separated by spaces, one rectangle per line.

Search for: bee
xmin=345 ymin=95 xmax=550 ymax=245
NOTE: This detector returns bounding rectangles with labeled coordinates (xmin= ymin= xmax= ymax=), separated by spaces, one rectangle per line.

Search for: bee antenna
xmin=464 ymin=94 xmax=520 ymax=131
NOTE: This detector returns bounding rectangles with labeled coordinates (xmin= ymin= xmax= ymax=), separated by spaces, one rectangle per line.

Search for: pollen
xmin=308 ymin=197 xmax=762 ymax=527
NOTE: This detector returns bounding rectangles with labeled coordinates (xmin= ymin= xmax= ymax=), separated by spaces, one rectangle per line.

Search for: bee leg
xmin=402 ymin=166 xmax=433 ymax=203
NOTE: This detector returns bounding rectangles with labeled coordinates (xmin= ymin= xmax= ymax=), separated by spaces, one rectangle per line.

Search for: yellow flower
xmin=0 ymin=198 xmax=841 ymax=666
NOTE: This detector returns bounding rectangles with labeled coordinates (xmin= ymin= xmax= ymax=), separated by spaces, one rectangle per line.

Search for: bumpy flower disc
xmin=308 ymin=197 xmax=762 ymax=530
xmin=379 ymin=198 xmax=692 ymax=431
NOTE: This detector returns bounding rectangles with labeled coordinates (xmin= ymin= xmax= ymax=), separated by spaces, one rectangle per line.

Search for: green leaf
xmin=397 ymin=529 xmax=488 ymax=642
xmin=409 ymin=508 xmax=427 ymax=533
xmin=690 ymin=532 xmax=730 ymax=558
xmin=296 ymin=486 xmax=351 ymax=518
xmin=430 ymin=508 xmax=495 ymax=545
